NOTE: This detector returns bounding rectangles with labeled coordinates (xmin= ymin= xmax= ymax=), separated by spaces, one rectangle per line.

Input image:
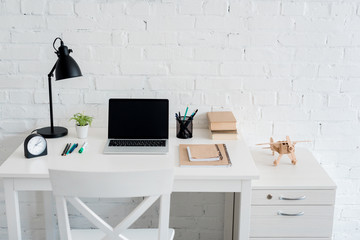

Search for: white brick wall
xmin=0 ymin=0 xmax=359 ymax=239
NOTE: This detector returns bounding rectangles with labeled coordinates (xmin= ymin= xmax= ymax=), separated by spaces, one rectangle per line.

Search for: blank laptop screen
xmin=108 ymin=99 xmax=169 ymax=139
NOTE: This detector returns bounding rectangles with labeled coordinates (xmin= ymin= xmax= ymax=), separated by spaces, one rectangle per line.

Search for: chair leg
xmin=158 ymin=194 xmax=171 ymax=240
xmin=55 ymin=196 xmax=72 ymax=240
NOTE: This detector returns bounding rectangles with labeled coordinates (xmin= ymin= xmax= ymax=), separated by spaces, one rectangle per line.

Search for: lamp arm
xmin=47 ymin=62 xmax=57 ymax=133
xmin=48 ymin=61 xmax=57 ymax=78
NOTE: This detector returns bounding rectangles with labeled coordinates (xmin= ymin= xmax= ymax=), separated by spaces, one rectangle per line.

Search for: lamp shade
xmin=55 ymin=44 xmax=82 ymax=80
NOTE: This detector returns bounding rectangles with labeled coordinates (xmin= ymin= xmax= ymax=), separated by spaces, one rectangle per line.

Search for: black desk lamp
xmin=37 ymin=37 xmax=82 ymax=138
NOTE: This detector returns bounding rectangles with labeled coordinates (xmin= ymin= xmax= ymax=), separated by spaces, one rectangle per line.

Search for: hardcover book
xmin=207 ymin=111 xmax=237 ymax=131
xmin=211 ymin=130 xmax=238 ymax=140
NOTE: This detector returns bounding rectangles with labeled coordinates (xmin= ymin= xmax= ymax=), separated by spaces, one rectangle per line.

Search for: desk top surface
xmin=251 ymin=148 xmax=336 ymax=189
xmin=0 ymin=128 xmax=259 ymax=181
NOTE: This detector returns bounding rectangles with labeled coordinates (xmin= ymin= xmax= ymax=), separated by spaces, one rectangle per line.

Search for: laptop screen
xmin=108 ymin=99 xmax=169 ymax=139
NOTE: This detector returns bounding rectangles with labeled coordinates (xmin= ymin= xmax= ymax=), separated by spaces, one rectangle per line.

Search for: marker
xmin=68 ymin=143 xmax=78 ymax=154
xmin=183 ymin=106 xmax=189 ymax=121
xmin=78 ymin=142 xmax=88 ymax=153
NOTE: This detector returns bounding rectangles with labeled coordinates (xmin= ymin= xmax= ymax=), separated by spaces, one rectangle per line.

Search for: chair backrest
xmin=49 ymin=168 xmax=174 ymax=240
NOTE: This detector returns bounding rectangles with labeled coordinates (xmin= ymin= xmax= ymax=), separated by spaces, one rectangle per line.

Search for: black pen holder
xmin=176 ymin=116 xmax=193 ymax=139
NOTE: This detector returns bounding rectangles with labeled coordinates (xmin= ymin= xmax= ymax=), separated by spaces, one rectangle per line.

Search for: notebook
xmin=103 ymin=99 xmax=169 ymax=154
xmin=179 ymin=144 xmax=232 ymax=167
xmin=186 ymin=145 xmax=221 ymax=161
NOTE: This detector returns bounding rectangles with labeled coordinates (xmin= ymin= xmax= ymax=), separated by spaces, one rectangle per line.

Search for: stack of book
xmin=207 ymin=111 xmax=238 ymax=140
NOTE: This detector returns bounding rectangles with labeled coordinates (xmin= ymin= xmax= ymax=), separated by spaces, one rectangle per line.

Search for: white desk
xmin=0 ymin=128 xmax=259 ymax=240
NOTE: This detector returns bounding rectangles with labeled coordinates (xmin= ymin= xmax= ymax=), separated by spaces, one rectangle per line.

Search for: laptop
xmin=103 ymin=98 xmax=169 ymax=154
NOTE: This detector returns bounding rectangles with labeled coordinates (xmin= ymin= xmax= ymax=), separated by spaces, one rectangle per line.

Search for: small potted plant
xmin=70 ymin=113 xmax=93 ymax=139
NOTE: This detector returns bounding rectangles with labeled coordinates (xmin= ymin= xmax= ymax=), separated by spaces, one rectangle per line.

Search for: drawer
xmin=252 ymin=189 xmax=335 ymax=205
xmin=251 ymin=238 xmax=331 ymax=240
xmin=250 ymin=205 xmax=334 ymax=238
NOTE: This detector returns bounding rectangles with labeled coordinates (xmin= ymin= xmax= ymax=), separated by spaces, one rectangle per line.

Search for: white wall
xmin=0 ymin=0 xmax=359 ymax=239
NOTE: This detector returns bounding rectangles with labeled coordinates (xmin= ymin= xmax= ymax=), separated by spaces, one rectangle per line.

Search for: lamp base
xmin=37 ymin=126 xmax=68 ymax=138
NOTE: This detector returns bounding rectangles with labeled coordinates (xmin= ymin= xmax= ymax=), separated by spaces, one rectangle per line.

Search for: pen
xmin=79 ymin=142 xmax=88 ymax=153
xmin=185 ymin=109 xmax=198 ymax=125
xmin=183 ymin=106 xmax=189 ymax=121
xmin=61 ymin=143 xmax=70 ymax=156
xmin=64 ymin=143 xmax=71 ymax=156
xmin=66 ymin=143 xmax=74 ymax=155
xmin=183 ymin=109 xmax=199 ymax=130
xmin=191 ymin=109 xmax=198 ymax=118
xmin=68 ymin=143 xmax=78 ymax=154
xmin=175 ymin=113 xmax=182 ymax=123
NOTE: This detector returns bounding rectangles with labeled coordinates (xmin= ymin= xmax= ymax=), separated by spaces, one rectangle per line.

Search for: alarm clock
xmin=24 ymin=133 xmax=48 ymax=158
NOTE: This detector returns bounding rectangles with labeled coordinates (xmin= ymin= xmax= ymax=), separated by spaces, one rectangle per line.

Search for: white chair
xmin=49 ymin=169 xmax=174 ymax=240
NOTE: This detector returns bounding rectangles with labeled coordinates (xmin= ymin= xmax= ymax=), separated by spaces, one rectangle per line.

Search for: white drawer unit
xmin=251 ymin=239 xmax=331 ymax=240
xmin=250 ymin=148 xmax=336 ymax=239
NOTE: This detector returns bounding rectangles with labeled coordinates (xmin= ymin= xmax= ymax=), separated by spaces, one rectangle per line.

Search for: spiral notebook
xmin=179 ymin=144 xmax=232 ymax=167
xmin=187 ymin=144 xmax=221 ymax=161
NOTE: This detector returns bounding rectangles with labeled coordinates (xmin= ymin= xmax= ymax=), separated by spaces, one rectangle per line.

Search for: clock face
xmin=27 ymin=136 xmax=47 ymax=155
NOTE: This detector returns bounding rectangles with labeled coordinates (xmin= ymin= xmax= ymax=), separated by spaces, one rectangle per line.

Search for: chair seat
xmin=71 ymin=228 xmax=175 ymax=240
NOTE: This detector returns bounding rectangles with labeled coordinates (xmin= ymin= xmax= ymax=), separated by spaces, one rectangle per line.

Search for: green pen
xmin=79 ymin=142 xmax=88 ymax=153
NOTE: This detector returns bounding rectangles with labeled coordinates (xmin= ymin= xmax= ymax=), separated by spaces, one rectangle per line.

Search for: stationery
xmin=183 ymin=106 xmax=189 ymax=121
xmin=186 ymin=145 xmax=221 ymax=161
xmin=79 ymin=142 xmax=88 ymax=153
xmin=68 ymin=143 xmax=78 ymax=154
xmin=176 ymin=108 xmax=198 ymax=139
xmin=179 ymin=144 xmax=232 ymax=167
xmin=190 ymin=109 xmax=198 ymax=118
xmin=61 ymin=143 xmax=70 ymax=156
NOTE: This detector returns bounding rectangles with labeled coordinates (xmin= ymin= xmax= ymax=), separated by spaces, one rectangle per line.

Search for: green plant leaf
xmin=69 ymin=112 xmax=93 ymax=126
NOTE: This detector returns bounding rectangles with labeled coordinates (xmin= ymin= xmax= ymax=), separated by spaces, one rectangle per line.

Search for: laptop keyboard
xmin=109 ymin=140 xmax=166 ymax=147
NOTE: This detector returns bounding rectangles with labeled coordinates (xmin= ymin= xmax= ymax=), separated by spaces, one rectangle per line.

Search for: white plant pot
xmin=75 ymin=124 xmax=89 ymax=139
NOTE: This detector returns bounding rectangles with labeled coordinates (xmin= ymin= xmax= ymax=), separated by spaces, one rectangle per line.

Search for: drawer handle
xmin=279 ymin=195 xmax=306 ymax=201
xmin=277 ymin=211 xmax=304 ymax=216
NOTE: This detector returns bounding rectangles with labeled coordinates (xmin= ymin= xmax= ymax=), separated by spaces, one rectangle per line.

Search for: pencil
xmin=183 ymin=106 xmax=189 ymax=121
xmin=65 ymin=143 xmax=73 ymax=155
xmin=62 ymin=143 xmax=70 ymax=156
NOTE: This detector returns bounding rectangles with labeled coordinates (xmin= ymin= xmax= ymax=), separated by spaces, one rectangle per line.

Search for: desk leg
xmin=224 ymin=193 xmax=234 ymax=240
xmin=234 ymin=180 xmax=252 ymax=240
xmin=43 ymin=191 xmax=57 ymax=240
xmin=3 ymin=179 xmax=22 ymax=240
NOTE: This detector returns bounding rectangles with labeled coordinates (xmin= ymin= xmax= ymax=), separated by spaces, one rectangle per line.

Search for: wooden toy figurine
xmin=257 ymin=136 xmax=310 ymax=166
